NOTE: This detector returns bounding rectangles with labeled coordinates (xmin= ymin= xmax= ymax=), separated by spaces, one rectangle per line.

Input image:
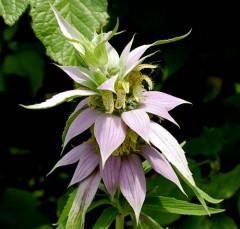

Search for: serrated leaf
xmin=92 ymin=207 xmax=118 ymax=229
xmin=29 ymin=0 xmax=109 ymax=66
xmin=0 ymin=0 xmax=29 ymax=26
xmin=142 ymin=196 xmax=224 ymax=216
xmin=57 ymin=188 xmax=77 ymax=225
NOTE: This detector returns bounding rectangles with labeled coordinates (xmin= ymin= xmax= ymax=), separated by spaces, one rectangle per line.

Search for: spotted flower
xmin=21 ymin=4 xmax=209 ymax=227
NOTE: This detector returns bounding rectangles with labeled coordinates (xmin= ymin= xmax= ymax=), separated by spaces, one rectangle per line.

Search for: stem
xmin=115 ymin=214 xmax=125 ymax=229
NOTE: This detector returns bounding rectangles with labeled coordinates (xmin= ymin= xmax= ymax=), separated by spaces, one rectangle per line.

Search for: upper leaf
xmin=0 ymin=0 xmax=29 ymax=26
xmin=29 ymin=0 xmax=109 ymax=66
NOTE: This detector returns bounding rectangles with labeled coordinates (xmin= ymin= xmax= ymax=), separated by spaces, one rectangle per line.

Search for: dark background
xmin=0 ymin=0 xmax=239 ymax=228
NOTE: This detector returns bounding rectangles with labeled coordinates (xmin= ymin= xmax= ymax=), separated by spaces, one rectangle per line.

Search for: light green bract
xmin=21 ymin=3 xmax=223 ymax=228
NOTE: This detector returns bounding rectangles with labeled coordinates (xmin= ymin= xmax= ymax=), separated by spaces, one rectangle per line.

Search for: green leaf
xmin=138 ymin=213 xmax=164 ymax=229
xmin=202 ymin=164 xmax=240 ymax=199
xmin=142 ymin=196 xmax=224 ymax=216
xmin=0 ymin=188 xmax=50 ymax=229
xmin=0 ymin=0 xmax=29 ymax=26
xmin=3 ymin=50 xmax=45 ymax=96
xmin=92 ymin=207 xmax=118 ymax=229
xmin=87 ymin=198 xmax=112 ymax=213
xmin=142 ymin=160 xmax=152 ymax=174
xmin=30 ymin=0 xmax=109 ymax=66
xmin=180 ymin=215 xmax=238 ymax=229
xmin=184 ymin=127 xmax=223 ymax=156
xmin=57 ymin=188 xmax=77 ymax=226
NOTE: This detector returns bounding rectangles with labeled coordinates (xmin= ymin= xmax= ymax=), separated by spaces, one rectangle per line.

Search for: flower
xmin=21 ymin=3 xmax=208 ymax=226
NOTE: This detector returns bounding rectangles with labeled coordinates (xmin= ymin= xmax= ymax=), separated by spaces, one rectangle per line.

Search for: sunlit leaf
xmin=142 ymin=196 xmax=224 ymax=215
xmin=0 ymin=0 xmax=29 ymax=26
xmin=30 ymin=0 xmax=109 ymax=65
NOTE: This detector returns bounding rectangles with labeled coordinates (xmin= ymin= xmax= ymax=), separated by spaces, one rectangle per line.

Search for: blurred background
xmin=0 ymin=0 xmax=239 ymax=228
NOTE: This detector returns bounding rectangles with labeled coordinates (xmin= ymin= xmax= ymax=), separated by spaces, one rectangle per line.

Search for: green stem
xmin=115 ymin=214 xmax=125 ymax=229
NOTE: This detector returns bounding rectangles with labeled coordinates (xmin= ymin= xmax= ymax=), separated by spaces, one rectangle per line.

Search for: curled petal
xmin=64 ymin=108 xmax=99 ymax=148
xmin=67 ymin=170 xmax=101 ymax=229
xmin=69 ymin=144 xmax=100 ymax=186
xmin=149 ymin=122 xmax=195 ymax=186
xmin=121 ymin=109 xmax=150 ymax=143
xmin=140 ymin=103 xmax=179 ymax=127
xmin=94 ymin=114 xmax=127 ymax=167
xmin=100 ymin=155 xmax=121 ymax=197
xmin=143 ymin=91 xmax=191 ymax=111
xmin=47 ymin=143 xmax=91 ymax=176
xmin=119 ymin=155 xmax=146 ymax=223
xmin=140 ymin=145 xmax=186 ymax=195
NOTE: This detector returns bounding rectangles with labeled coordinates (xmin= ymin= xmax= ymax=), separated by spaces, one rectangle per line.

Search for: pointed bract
xmin=100 ymin=155 xmax=121 ymax=197
xmin=143 ymin=91 xmax=191 ymax=111
xmin=140 ymin=145 xmax=186 ymax=195
xmin=66 ymin=170 xmax=101 ymax=229
xmin=121 ymin=109 xmax=150 ymax=143
xmin=47 ymin=143 xmax=91 ymax=176
xmin=57 ymin=65 xmax=97 ymax=90
xmin=119 ymin=155 xmax=146 ymax=223
xmin=149 ymin=121 xmax=195 ymax=186
xmin=94 ymin=114 xmax=127 ymax=167
xmin=64 ymin=108 xmax=99 ymax=148
xmin=69 ymin=144 xmax=100 ymax=186
xmin=140 ymin=103 xmax=179 ymax=127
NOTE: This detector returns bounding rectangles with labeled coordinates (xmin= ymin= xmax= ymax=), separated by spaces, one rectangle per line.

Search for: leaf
xmin=142 ymin=196 xmax=224 ymax=216
xmin=0 ymin=188 xmax=50 ymax=229
xmin=87 ymin=198 xmax=112 ymax=213
xmin=142 ymin=160 xmax=152 ymax=174
xmin=92 ymin=207 xmax=119 ymax=229
xmin=3 ymin=50 xmax=45 ymax=96
xmin=202 ymin=164 xmax=240 ymax=199
xmin=138 ymin=213 xmax=164 ymax=229
xmin=183 ymin=127 xmax=223 ymax=156
xmin=29 ymin=0 xmax=109 ymax=66
xmin=57 ymin=188 xmax=77 ymax=226
xmin=0 ymin=0 xmax=29 ymax=26
xmin=180 ymin=215 xmax=238 ymax=229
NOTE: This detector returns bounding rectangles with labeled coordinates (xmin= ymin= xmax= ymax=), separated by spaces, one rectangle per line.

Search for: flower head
xmin=21 ymin=3 xmax=213 ymax=226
